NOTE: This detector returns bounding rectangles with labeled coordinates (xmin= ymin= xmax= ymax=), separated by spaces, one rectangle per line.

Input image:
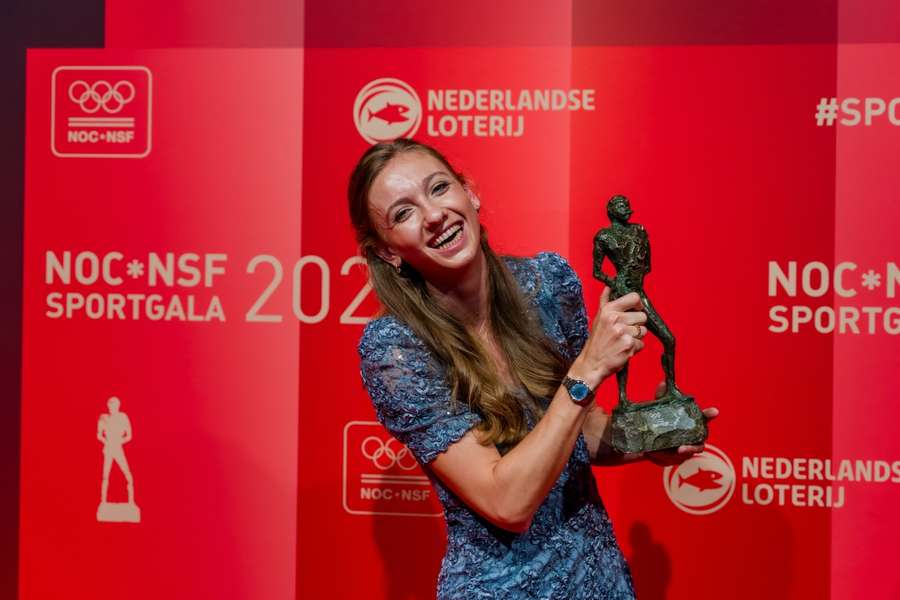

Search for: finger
xmin=626 ymin=338 xmax=644 ymax=358
xmin=608 ymin=291 xmax=642 ymax=311
xmin=702 ymin=407 xmax=719 ymax=420
xmin=650 ymin=448 xmax=679 ymax=457
xmin=646 ymin=454 xmax=666 ymax=466
xmin=647 ymin=452 xmax=681 ymax=466
xmin=599 ymin=286 xmax=611 ymax=309
xmin=654 ymin=381 xmax=666 ymax=399
xmin=621 ymin=325 xmax=644 ymax=340
xmin=677 ymin=444 xmax=705 ymax=454
xmin=620 ymin=311 xmax=648 ymax=326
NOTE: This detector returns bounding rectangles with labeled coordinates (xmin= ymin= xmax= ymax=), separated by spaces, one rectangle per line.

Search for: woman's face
xmin=367 ymin=151 xmax=481 ymax=283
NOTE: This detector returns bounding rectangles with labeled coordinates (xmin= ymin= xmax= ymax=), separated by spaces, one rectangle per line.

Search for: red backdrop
xmin=19 ymin=2 xmax=900 ymax=599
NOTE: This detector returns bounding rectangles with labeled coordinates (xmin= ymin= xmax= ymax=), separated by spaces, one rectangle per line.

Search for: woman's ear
xmin=373 ymin=242 xmax=401 ymax=269
xmin=466 ymin=187 xmax=481 ymax=212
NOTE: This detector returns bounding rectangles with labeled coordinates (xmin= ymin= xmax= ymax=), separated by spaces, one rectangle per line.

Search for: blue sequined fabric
xmin=358 ymin=252 xmax=636 ymax=600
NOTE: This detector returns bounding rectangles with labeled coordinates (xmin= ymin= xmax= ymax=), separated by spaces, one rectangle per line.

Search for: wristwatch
xmin=562 ymin=376 xmax=595 ymax=406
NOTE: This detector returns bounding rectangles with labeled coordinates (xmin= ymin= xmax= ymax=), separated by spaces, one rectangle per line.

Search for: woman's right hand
xmin=571 ymin=287 xmax=647 ymax=387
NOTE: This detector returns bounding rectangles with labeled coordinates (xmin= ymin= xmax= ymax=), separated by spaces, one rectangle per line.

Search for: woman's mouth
xmin=428 ymin=223 xmax=464 ymax=251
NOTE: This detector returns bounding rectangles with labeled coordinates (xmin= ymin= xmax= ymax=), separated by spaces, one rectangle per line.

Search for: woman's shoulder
xmin=503 ymin=251 xmax=581 ymax=295
xmin=533 ymin=251 xmax=577 ymax=278
xmin=357 ymin=315 xmax=422 ymax=362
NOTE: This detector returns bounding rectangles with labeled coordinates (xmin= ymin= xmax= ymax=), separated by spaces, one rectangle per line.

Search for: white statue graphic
xmin=96 ymin=396 xmax=141 ymax=523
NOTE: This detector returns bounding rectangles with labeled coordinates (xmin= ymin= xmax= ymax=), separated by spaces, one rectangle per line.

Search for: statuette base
xmin=610 ymin=395 xmax=707 ymax=454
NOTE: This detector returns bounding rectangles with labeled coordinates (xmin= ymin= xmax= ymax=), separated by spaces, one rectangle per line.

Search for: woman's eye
xmin=432 ymin=181 xmax=450 ymax=195
xmin=394 ymin=208 xmax=411 ymax=222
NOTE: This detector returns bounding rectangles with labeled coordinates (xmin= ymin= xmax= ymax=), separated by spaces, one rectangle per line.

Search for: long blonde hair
xmin=348 ymin=139 xmax=568 ymax=447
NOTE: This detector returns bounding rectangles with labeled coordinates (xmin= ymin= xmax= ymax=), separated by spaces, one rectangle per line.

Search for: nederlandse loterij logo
xmin=663 ymin=443 xmax=736 ymax=515
xmin=353 ymin=78 xmax=422 ymax=144
xmin=51 ymin=66 xmax=152 ymax=158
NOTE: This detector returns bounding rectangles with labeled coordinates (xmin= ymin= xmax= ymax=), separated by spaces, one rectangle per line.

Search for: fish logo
xmin=368 ymin=102 xmax=410 ymax=125
xmin=679 ymin=468 xmax=723 ymax=492
xmin=354 ymin=78 xmax=422 ymax=144
xmin=663 ymin=443 xmax=736 ymax=515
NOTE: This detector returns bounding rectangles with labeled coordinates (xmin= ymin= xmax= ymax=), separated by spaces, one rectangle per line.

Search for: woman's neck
xmin=426 ymin=251 xmax=490 ymax=330
xmin=427 ymin=250 xmax=518 ymax=388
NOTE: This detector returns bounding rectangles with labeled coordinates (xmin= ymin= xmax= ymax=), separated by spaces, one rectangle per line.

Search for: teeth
xmin=432 ymin=224 xmax=462 ymax=247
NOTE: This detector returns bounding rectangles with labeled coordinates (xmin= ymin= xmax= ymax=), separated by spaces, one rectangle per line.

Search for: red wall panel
xmin=21 ymin=49 xmax=302 ymax=599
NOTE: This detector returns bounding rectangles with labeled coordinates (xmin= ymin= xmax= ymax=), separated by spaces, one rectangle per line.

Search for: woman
xmin=349 ymin=139 xmax=717 ymax=599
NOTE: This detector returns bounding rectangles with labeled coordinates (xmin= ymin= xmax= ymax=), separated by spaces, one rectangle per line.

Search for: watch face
xmin=570 ymin=382 xmax=590 ymax=401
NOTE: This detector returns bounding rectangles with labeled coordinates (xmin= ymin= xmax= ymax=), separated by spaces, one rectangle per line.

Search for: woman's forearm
xmin=486 ymin=360 xmax=602 ymax=529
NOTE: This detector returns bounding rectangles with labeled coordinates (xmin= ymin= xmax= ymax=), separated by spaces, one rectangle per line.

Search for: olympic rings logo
xmin=361 ymin=436 xmax=418 ymax=471
xmin=68 ymin=80 xmax=136 ymax=114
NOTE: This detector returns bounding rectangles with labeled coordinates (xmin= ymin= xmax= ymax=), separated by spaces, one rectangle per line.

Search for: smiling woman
xmin=362 ymin=147 xmax=483 ymax=285
xmin=347 ymin=139 xmax=711 ymax=599
xmin=348 ymin=139 xmax=570 ymax=450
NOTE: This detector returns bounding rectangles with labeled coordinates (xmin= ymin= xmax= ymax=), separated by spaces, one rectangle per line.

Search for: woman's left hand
xmin=643 ymin=381 xmax=719 ymax=467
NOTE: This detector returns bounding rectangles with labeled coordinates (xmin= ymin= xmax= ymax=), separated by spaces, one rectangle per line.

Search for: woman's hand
xmin=644 ymin=381 xmax=719 ymax=467
xmin=571 ymin=287 xmax=647 ymax=387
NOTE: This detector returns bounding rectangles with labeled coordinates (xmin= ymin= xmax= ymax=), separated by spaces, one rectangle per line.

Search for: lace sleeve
xmin=358 ymin=317 xmax=482 ymax=465
xmin=536 ymin=252 xmax=590 ymax=362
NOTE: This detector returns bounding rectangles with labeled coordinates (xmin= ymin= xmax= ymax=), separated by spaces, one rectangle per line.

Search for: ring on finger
xmin=633 ymin=325 xmax=644 ymax=338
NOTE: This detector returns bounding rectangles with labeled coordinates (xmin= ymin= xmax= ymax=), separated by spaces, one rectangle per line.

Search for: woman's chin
xmin=418 ymin=246 xmax=479 ymax=283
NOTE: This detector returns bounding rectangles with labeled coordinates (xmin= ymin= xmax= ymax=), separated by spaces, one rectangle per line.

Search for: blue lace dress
xmin=358 ymin=252 xmax=636 ymax=600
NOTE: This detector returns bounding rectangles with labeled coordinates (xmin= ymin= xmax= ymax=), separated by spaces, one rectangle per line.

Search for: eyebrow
xmin=383 ymin=170 xmax=449 ymax=220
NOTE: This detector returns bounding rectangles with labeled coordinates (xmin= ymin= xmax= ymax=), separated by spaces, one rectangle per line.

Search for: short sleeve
xmin=358 ymin=317 xmax=482 ymax=465
xmin=535 ymin=252 xmax=590 ymax=361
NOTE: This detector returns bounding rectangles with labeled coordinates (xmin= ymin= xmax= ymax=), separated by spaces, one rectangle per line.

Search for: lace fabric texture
xmin=358 ymin=252 xmax=635 ymax=599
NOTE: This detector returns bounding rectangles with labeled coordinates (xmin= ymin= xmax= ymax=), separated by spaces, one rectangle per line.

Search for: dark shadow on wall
xmin=627 ymin=521 xmax=671 ymax=600
xmin=1 ymin=2 xmax=104 ymax=597
xmin=372 ymin=488 xmax=445 ymax=600
xmin=614 ymin=464 xmax=798 ymax=600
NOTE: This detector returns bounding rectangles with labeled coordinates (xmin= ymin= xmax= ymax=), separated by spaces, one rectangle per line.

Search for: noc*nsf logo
xmin=353 ymin=78 xmax=422 ymax=144
xmin=663 ymin=443 xmax=736 ymax=515
xmin=51 ymin=65 xmax=152 ymax=158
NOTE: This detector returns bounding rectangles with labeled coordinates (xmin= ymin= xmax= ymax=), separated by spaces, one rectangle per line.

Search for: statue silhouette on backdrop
xmin=97 ymin=395 xmax=141 ymax=523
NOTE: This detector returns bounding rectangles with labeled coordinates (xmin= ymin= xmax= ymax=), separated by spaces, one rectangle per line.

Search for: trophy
xmin=593 ymin=195 xmax=707 ymax=453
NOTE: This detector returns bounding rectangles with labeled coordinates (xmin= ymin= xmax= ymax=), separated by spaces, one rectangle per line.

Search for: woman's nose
xmin=422 ymin=202 xmax=446 ymax=229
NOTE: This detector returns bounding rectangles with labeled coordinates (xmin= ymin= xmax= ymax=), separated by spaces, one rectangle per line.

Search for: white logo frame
xmin=342 ymin=420 xmax=441 ymax=518
xmin=51 ymin=65 xmax=152 ymax=159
